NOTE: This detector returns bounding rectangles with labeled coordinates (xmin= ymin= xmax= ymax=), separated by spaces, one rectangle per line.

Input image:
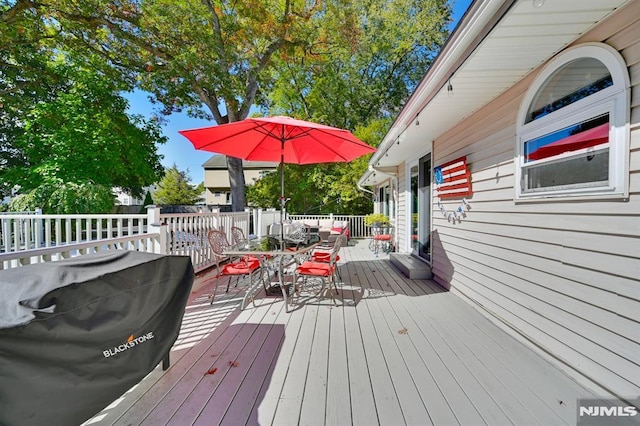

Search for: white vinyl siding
xmin=397 ymin=164 xmax=407 ymax=250
xmin=430 ymin=15 xmax=640 ymax=399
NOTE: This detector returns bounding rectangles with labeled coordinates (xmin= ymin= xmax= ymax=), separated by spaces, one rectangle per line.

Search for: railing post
xmin=147 ymin=205 xmax=167 ymax=255
xmin=35 ymin=208 xmax=44 ymax=248
xmin=255 ymin=208 xmax=262 ymax=238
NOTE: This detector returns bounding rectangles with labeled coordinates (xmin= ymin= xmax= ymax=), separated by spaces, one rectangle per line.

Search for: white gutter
xmin=369 ymin=0 xmax=515 ymax=167
xmin=357 ymin=180 xmax=374 ymax=196
xmin=368 ymin=165 xmax=400 ymax=247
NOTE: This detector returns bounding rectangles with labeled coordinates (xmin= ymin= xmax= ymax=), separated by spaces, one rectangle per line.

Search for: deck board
xmin=86 ymin=239 xmax=620 ymax=426
xmin=299 ymin=302 xmax=331 ymax=426
xmin=220 ymin=301 xmax=289 ymax=425
xmin=349 ymin=260 xmax=404 ymax=425
xmin=271 ymin=304 xmax=317 ymax=425
xmin=325 ymin=297 xmax=351 ymax=426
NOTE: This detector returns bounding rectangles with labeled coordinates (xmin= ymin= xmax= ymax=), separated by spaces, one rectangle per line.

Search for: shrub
xmin=364 ymin=213 xmax=390 ymax=226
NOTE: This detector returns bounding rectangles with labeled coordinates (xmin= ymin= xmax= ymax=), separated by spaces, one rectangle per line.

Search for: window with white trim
xmin=516 ymin=43 xmax=630 ymax=200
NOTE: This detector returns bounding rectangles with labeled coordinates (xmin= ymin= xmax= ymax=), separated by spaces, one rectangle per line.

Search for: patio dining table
xmin=223 ymin=237 xmax=319 ymax=313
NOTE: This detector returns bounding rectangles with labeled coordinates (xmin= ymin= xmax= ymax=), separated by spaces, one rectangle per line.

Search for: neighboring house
xmin=359 ymin=0 xmax=639 ymax=401
xmin=113 ymin=186 xmax=156 ymax=206
xmin=202 ymin=155 xmax=277 ymax=206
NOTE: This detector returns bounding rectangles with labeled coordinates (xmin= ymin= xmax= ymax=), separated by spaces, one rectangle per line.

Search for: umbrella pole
xmin=280 ymin=140 xmax=285 ymax=247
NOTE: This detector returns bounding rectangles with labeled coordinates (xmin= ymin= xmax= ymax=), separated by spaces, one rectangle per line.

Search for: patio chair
xmin=369 ymin=225 xmax=394 ymax=257
xmin=309 ymin=233 xmax=345 ymax=282
xmin=230 ymin=226 xmax=248 ymax=247
xmin=283 ymin=222 xmax=309 ymax=250
xmin=294 ymin=232 xmax=345 ymax=305
xmin=207 ymin=229 xmax=262 ymax=307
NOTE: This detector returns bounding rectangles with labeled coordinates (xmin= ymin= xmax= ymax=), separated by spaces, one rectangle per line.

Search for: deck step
xmin=389 ymin=253 xmax=433 ymax=280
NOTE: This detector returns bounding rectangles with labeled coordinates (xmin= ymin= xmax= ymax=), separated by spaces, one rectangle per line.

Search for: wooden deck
xmin=86 ymin=240 xmax=608 ymax=425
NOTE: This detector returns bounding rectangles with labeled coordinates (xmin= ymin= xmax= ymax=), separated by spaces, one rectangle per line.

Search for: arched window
xmin=515 ymin=43 xmax=630 ymax=200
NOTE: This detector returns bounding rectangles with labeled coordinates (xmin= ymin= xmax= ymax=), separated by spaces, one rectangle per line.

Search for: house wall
xmin=430 ymin=9 xmax=640 ymax=399
xmin=205 ymin=189 xmax=229 ymax=205
xmin=397 ymin=163 xmax=407 ymax=251
xmin=204 ymin=168 xmax=273 ymax=205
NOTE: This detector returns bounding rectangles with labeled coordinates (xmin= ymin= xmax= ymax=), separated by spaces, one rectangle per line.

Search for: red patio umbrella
xmin=179 ymin=116 xmax=376 ymax=226
xmin=528 ymin=122 xmax=609 ymax=161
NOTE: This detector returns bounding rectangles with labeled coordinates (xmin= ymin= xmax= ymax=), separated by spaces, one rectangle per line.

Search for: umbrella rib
xmin=194 ymin=126 xmax=260 ymax=152
xmin=296 ymin=128 xmax=367 ymax=161
xmin=183 ymin=118 xmax=373 ymax=164
xmin=250 ymin=122 xmax=343 ymax=162
xmin=198 ymin=122 xmax=277 ymax=160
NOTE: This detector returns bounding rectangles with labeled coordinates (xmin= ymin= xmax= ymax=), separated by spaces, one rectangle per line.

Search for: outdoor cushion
xmin=318 ymin=219 xmax=334 ymax=229
xmin=297 ymin=261 xmax=334 ymax=277
xmin=240 ymin=254 xmax=260 ymax=263
xmin=374 ymin=234 xmax=392 ymax=241
xmin=222 ymin=259 xmax=260 ymax=275
xmin=311 ymin=253 xmax=340 ymax=263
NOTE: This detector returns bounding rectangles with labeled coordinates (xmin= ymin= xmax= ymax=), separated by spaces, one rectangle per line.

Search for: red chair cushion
xmin=311 ymin=253 xmax=340 ymax=263
xmin=297 ymin=261 xmax=334 ymax=277
xmin=241 ymin=254 xmax=260 ymax=263
xmin=222 ymin=259 xmax=260 ymax=275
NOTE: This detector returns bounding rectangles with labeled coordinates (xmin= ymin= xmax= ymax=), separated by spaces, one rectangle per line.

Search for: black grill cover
xmin=0 ymin=251 xmax=194 ymax=426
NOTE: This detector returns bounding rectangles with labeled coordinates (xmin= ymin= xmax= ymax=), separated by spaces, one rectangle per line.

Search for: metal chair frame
xmin=207 ymin=229 xmax=262 ymax=308
xmin=294 ymin=233 xmax=345 ymax=305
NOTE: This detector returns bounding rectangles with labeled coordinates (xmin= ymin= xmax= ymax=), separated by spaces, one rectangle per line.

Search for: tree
xmin=254 ymin=0 xmax=451 ymax=213
xmin=2 ymin=0 xmax=450 ymax=213
xmin=9 ymin=181 xmax=116 ymax=214
xmin=154 ymin=165 xmax=203 ymax=205
xmin=1 ymin=4 xmax=166 ymax=211
xmin=267 ymin=0 xmax=450 ymax=128
xmin=140 ymin=190 xmax=155 ymax=213
xmin=3 ymin=0 xmax=333 ymax=211
xmin=0 ymin=57 xmax=166 ymax=213
xmin=246 ymin=118 xmax=389 ymax=214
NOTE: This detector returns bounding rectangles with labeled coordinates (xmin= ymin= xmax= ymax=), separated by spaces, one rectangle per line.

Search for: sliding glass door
xmin=409 ymin=153 xmax=431 ymax=261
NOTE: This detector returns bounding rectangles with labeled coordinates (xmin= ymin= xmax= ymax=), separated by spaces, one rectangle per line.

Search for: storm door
xmin=409 ymin=153 xmax=431 ymax=261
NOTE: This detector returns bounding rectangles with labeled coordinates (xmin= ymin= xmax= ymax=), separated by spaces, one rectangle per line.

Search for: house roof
xmin=359 ymin=0 xmax=632 ymax=187
xmin=202 ymin=155 xmax=278 ymax=170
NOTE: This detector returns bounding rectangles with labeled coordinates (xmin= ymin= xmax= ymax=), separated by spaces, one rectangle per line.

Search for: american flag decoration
xmin=434 ymin=156 xmax=472 ymax=199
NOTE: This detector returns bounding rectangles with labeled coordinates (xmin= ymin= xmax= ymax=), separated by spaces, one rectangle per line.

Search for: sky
xmin=125 ymin=0 xmax=473 ymax=184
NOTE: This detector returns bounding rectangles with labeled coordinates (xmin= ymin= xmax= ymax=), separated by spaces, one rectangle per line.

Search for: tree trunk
xmin=227 ymin=156 xmax=246 ymax=211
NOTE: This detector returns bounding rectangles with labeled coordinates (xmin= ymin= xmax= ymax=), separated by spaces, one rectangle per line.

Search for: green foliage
xmin=140 ymin=190 xmax=155 ymax=213
xmin=0 ymin=12 xmax=166 ymax=212
xmin=8 ymin=0 xmax=336 ymax=211
xmin=364 ymin=213 xmax=390 ymax=226
xmin=1 ymin=63 xmax=165 ymax=211
xmin=153 ymin=165 xmax=203 ymax=205
xmin=1 ymin=0 xmax=451 ymax=213
xmin=257 ymin=0 xmax=451 ymax=214
xmin=9 ymin=181 xmax=115 ymax=214
xmin=266 ymin=0 xmax=451 ymax=128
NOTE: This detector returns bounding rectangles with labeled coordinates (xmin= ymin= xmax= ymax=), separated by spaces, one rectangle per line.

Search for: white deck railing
xmin=0 ymin=212 xmax=149 ymax=253
xmin=0 ymin=207 xmax=163 ymax=271
xmin=0 ymin=207 xmax=256 ymax=273
xmin=0 ymin=208 xmax=368 ymax=272
xmin=162 ymin=210 xmax=251 ymax=272
xmin=288 ymin=214 xmax=369 ymax=238
xmin=0 ymin=233 xmax=164 ymax=269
